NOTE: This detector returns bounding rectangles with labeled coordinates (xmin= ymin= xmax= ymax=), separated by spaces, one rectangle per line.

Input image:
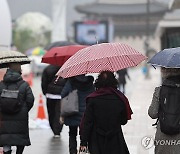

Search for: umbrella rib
xmin=166 ymin=53 xmax=176 ymax=67
xmin=125 ymin=55 xmax=136 ymax=66
xmin=74 ymin=53 xmax=140 ymax=65
xmin=64 ymin=54 xmax=139 ymax=71
xmin=0 ymin=56 xmax=28 ymax=60
xmin=107 ymin=57 xmax=114 ymax=72
xmin=85 ymin=60 xmax=90 ymax=74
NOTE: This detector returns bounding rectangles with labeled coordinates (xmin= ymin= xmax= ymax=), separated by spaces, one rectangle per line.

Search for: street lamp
xmin=144 ymin=0 xmax=151 ymax=79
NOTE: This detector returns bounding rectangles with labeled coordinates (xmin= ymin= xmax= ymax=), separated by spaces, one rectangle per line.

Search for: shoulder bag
xmin=61 ymin=89 xmax=79 ymax=117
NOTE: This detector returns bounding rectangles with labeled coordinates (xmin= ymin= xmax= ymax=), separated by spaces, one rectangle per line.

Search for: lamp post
xmin=144 ymin=0 xmax=151 ymax=79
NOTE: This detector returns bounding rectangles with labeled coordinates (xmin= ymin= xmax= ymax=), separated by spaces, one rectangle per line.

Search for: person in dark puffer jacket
xmin=61 ymin=75 xmax=94 ymax=154
xmin=0 ymin=63 xmax=34 ymax=154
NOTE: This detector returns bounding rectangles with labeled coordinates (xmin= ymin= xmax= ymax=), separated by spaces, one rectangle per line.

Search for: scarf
xmin=87 ymin=87 xmax=133 ymax=120
xmin=79 ymin=87 xmax=133 ymax=137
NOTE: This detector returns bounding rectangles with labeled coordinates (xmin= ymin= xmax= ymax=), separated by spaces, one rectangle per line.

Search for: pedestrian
xmin=0 ymin=63 xmax=34 ymax=154
xmin=116 ymin=68 xmax=130 ymax=94
xmin=148 ymin=67 xmax=180 ymax=154
xmin=79 ymin=71 xmax=132 ymax=154
xmin=60 ymin=74 xmax=94 ymax=154
xmin=41 ymin=65 xmax=66 ymax=137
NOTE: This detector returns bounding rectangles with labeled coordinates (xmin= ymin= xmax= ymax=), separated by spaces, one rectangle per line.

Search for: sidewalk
xmin=23 ymin=67 xmax=161 ymax=154
xmin=124 ymin=67 xmax=161 ymax=154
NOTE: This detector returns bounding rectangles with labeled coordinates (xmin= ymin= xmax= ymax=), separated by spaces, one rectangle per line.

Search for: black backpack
xmin=159 ymin=82 xmax=180 ymax=135
xmin=0 ymin=80 xmax=24 ymax=114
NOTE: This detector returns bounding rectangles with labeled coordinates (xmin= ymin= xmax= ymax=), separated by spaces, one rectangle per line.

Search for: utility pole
xmin=51 ymin=0 xmax=67 ymax=42
xmin=144 ymin=0 xmax=151 ymax=79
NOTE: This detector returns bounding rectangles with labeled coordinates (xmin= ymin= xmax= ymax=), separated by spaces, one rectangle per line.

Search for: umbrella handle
xmin=151 ymin=65 xmax=156 ymax=69
xmin=55 ymin=76 xmax=60 ymax=84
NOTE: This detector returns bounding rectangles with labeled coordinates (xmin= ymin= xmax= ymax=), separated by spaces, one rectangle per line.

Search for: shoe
xmin=3 ymin=150 xmax=12 ymax=154
xmin=53 ymin=135 xmax=60 ymax=138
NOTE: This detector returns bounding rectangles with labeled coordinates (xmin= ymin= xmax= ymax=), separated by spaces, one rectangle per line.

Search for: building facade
xmin=76 ymin=0 xmax=169 ymax=54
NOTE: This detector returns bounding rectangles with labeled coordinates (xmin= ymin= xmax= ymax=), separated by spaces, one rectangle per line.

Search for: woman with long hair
xmin=79 ymin=71 xmax=132 ymax=154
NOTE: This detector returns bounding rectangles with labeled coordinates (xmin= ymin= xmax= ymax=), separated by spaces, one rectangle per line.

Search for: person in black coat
xmin=79 ymin=71 xmax=132 ymax=154
xmin=41 ymin=65 xmax=66 ymax=137
xmin=61 ymin=75 xmax=94 ymax=154
xmin=0 ymin=63 xmax=34 ymax=154
xmin=116 ymin=68 xmax=130 ymax=94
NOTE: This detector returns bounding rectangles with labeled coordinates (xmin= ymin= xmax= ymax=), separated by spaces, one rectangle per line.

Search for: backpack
xmin=0 ymin=80 xmax=24 ymax=114
xmin=159 ymin=82 xmax=180 ymax=135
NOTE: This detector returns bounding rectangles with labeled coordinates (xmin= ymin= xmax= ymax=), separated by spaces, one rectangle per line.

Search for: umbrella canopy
xmin=0 ymin=50 xmax=30 ymax=68
xmin=41 ymin=45 xmax=88 ymax=66
xmin=57 ymin=42 xmax=147 ymax=78
xmin=44 ymin=41 xmax=76 ymax=51
xmin=25 ymin=47 xmax=46 ymax=56
xmin=148 ymin=47 xmax=180 ymax=68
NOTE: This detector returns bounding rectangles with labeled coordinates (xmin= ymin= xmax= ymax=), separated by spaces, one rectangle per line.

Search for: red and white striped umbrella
xmin=56 ymin=42 xmax=147 ymax=78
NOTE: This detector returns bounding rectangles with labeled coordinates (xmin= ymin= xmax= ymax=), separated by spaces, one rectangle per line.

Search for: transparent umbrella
xmin=0 ymin=50 xmax=30 ymax=68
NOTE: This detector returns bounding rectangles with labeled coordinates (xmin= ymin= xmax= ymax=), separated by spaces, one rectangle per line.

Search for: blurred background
xmin=0 ymin=0 xmax=180 ymax=153
xmin=1 ymin=0 xmax=180 ymax=79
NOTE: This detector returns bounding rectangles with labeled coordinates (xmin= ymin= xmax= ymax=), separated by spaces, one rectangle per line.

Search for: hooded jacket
xmin=148 ymin=75 xmax=180 ymax=154
xmin=41 ymin=65 xmax=66 ymax=95
xmin=0 ymin=69 xmax=34 ymax=146
xmin=61 ymin=75 xmax=94 ymax=126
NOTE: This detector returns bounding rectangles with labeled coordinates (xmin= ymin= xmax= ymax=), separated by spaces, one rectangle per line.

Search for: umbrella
xmin=44 ymin=41 xmax=76 ymax=51
xmin=41 ymin=44 xmax=88 ymax=66
xmin=25 ymin=47 xmax=46 ymax=56
xmin=0 ymin=50 xmax=30 ymax=68
xmin=148 ymin=47 xmax=180 ymax=68
xmin=56 ymin=42 xmax=147 ymax=78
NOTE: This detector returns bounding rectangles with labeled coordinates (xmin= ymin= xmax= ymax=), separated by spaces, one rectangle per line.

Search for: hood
xmin=70 ymin=75 xmax=94 ymax=91
xmin=162 ymin=75 xmax=180 ymax=87
xmin=74 ymin=75 xmax=88 ymax=82
xmin=3 ymin=69 xmax=22 ymax=83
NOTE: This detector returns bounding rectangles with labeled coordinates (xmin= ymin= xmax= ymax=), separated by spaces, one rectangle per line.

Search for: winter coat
xmin=148 ymin=76 xmax=180 ymax=154
xmin=0 ymin=69 xmax=34 ymax=146
xmin=117 ymin=69 xmax=129 ymax=84
xmin=61 ymin=75 xmax=94 ymax=126
xmin=41 ymin=65 xmax=66 ymax=95
xmin=80 ymin=94 xmax=129 ymax=154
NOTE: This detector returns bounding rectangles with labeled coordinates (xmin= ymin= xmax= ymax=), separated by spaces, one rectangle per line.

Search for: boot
xmin=3 ymin=150 xmax=12 ymax=154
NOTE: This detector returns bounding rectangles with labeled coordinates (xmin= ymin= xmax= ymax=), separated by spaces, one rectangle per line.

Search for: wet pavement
xmin=24 ymin=128 xmax=69 ymax=154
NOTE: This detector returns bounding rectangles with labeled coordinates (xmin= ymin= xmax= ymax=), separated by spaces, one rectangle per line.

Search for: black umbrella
xmin=44 ymin=41 xmax=77 ymax=51
xmin=148 ymin=47 xmax=180 ymax=68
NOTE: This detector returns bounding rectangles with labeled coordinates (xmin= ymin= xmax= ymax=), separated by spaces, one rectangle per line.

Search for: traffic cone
xmin=37 ymin=94 xmax=46 ymax=119
xmin=28 ymin=72 xmax=33 ymax=87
